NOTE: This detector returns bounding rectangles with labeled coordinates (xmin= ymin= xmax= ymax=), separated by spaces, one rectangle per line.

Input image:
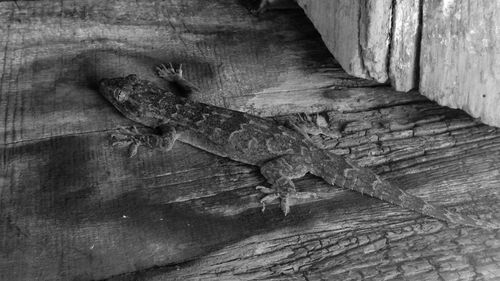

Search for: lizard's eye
xmin=116 ymin=89 xmax=129 ymax=102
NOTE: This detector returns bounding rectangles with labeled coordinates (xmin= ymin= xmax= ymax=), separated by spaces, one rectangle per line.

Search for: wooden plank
xmin=0 ymin=0 xmax=348 ymax=144
xmin=420 ymin=0 xmax=500 ymax=127
xmin=0 ymin=132 xmax=264 ymax=280
xmin=2 ymin=104 xmax=500 ymax=281
xmin=389 ymin=0 xmax=421 ymax=92
xmin=296 ymin=0 xmax=500 ymax=127
xmin=0 ymin=0 xmax=499 ymax=280
xmin=296 ymin=0 xmax=392 ymax=83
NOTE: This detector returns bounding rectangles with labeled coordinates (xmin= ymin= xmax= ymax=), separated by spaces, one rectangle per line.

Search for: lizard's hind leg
xmin=257 ymin=154 xmax=317 ymax=215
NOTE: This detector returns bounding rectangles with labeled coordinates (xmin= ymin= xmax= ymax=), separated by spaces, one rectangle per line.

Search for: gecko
xmin=98 ymin=64 xmax=499 ymax=229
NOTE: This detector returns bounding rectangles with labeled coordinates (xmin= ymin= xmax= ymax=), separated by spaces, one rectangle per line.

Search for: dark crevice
xmin=387 ymin=0 xmax=396 ymax=85
xmin=414 ymin=0 xmax=424 ymax=91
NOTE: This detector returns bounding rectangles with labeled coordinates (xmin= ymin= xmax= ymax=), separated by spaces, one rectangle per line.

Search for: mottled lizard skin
xmin=98 ymin=65 xmax=499 ymax=229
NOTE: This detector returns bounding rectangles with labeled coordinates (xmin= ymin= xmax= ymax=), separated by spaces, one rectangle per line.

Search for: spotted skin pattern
xmin=98 ymin=65 xmax=499 ymax=229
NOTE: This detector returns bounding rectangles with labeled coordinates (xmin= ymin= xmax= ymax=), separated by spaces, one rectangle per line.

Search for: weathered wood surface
xmin=0 ymin=1 xmax=499 ymax=280
xmin=389 ymin=0 xmax=421 ymax=92
xmin=296 ymin=0 xmax=500 ymax=128
xmin=296 ymin=0 xmax=392 ymax=84
xmin=420 ymin=0 xmax=500 ymax=128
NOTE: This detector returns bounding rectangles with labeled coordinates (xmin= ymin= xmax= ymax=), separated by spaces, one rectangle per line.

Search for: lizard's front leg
xmin=257 ymin=154 xmax=316 ymax=215
xmin=156 ymin=63 xmax=199 ymax=97
xmin=111 ymin=124 xmax=179 ymax=157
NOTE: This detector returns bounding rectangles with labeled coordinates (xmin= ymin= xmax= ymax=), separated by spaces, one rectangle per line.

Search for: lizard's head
xmin=98 ymin=74 xmax=171 ymax=126
xmin=99 ymin=74 xmax=147 ymax=105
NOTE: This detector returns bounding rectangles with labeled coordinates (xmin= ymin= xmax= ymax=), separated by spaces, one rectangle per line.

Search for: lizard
xmin=98 ymin=63 xmax=500 ymax=229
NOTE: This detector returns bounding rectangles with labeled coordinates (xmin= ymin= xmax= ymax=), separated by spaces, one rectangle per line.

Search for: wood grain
xmin=0 ymin=0 xmax=499 ymax=280
xmin=420 ymin=0 xmax=500 ymax=127
xmin=296 ymin=0 xmax=391 ymax=83
xmin=389 ymin=0 xmax=421 ymax=92
xmin=295 ymin=0 xmax=500 ymax=127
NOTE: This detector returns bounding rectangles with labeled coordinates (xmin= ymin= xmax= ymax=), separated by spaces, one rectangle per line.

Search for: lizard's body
xmin=99 ymin=66 xmax=499 ymax=229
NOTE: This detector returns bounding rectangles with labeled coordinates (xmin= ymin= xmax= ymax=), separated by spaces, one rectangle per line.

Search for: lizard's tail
xmin=313 ymin=152 xmax=500 ymax=229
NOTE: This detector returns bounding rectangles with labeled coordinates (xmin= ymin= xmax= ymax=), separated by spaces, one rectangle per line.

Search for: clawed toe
xmin=114 ymin=125 xmax=140 ymax=135
xmin=257 ymin=185 xmax=291 ymax=215
xmin=256 ymin=185 xmax=275 ymax=194
xmin=111 ymin=126 xmax=139 ymax=143
xmin=110 ymin=126 xmax=144 ymax=157
xmin=110 ymin=138 xmax=133 ymax=147
xmin=291 ymin=192 xmax=317 ymax=200
xmin=280 ymin=196 xmax=290 ymax=215
xmin=260 ymin=193 xmax=280 ymax=212
xmin=259 ymin=193 xmax=290 ymax=215
xmin=156 ymin=63 xmax=183 ymax=81
xmin=256 ymin=185 xmax=318 ymax=215
xmin=128 ymin=142 xmax=140 ymax=158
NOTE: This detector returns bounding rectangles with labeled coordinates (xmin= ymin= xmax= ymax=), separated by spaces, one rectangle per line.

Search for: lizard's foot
xmin=256 ymin=185 xmax=317 ymax=215
xmin=156 ymin=63 xmax=183 ymax=82
xmin=110 ymin=126 xmax=145 ymax=157
xmin=251 ymin=0 xmax=270 ymax=15
xmin=156 ymin=63 xmax=200 ymax=97
xmin=295 ymin=113 xmax=341 ymax=139
xmin=110 ymin=126 xmax=163 ymax=157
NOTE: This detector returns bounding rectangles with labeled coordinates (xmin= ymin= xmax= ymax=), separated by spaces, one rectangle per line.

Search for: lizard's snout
xmin=98 ymin=78 xmax=112 ymax=100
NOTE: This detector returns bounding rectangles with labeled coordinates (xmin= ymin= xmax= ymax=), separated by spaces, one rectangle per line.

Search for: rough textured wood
xmin=0 ymin=0 xmax=499 ymax=280
xmin=420 ymin=0 xmax=500 ymax=127
xmin=296 ymin=0 xmax=500 ymax=127
xmin=109 ymin=106 xmax=500 ymax=281
xmin=389 ymin=0 xmax=421 ymax=92
xmin=296 ymin=0 xmax=391 ymax=83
